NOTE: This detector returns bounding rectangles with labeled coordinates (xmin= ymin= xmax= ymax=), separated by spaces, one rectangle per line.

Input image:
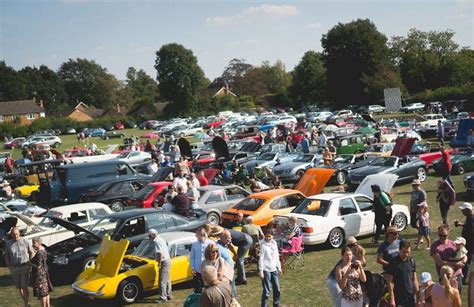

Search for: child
xmin=259 ymin=229 xmax=282 ymax=307
xmin=415 ymin=202 xmax=431 ymax=250
xmin=419 ymin=272 xmax=433 ymax=307
xmin=450 ymin=237 xmax=468 ymax=263
xmin=162 ymin=196 xmax=174 ymax=212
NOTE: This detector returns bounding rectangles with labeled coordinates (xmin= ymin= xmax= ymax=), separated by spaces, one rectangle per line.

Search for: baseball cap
xmin=459 ymin=202 xmax=473 ymax=211
xmin=149 ymin=229 xmax=158 ymax=235
xmin=454 ymin=237 xmax=466 ymax=245
xmin=420 ymin=272 xmax=432 ymax=284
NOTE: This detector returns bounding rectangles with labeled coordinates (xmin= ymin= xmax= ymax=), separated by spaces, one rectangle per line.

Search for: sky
xmin=0 ymin=0 xmax=472 ymax=81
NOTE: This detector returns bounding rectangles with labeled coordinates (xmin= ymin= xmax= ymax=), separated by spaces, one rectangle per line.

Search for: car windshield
xmin=132 ymin=185 xmax=155 ymax=200
xmin=371 ymin=157 xmax=397 ymax=167
xmin=259 ymin=153 xmax=275 ymax=161
xmin=117 ymin=152 xmax=130 ymax=159
xmin=368 ymin=144 xmax=384 ymax=152
xmin=233 ymin=197 xmax=266 ymax=211
xmin=292 ymin=199 xmax=331 ymax=216
xmin=132 ymin=237 xmax=156 ymax=258
xmin=38 ymin=211 xmax=63 ymax=228
xmin=90 ymin=217 xmax=121 ymax=236
xmin=293 ymin=154 xmax=313 ymax=163
xmin=0 ymin=153 xmax=9 ymax=158
xmin=334 ymin=155 xmax=353 ymax=163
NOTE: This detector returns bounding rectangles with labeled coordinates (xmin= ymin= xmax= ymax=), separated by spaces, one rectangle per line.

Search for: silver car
xmin=197 ymin=185 xmax=250 ymax=225
xmin=272 ymin=153 xmax=323 ymax=181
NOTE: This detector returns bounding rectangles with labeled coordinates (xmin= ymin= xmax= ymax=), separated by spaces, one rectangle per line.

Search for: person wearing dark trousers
xmin=409 ymin=179 xmax=426 ymax=229
xmin=259 ymin=230 xmax=282 ymax=307
xmin=190 ymin=228 xmax=213 ymax=293
xmin=436 ymin=180 xmax=456 ymax=225
xmin=371 ymin=184 xmax=393 ymax=244
xmin=228 ymin=229 xmax=253 ymax=285
xmin=455 ymin=202 xmax=474 ymax=284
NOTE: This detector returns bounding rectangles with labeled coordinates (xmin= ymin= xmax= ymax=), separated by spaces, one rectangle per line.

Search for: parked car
xmin=368 ymin=105 xmax=386 ymax=113
xmin=243 ymin=152 xmax=296 ymax=173
xmin=3 ymin=137 xmax=26 ymax=149
xmin=400 ymin=102 xmax=425 ymax=113
xmin=116 ymin=151 xmax=152 ymax=167
xmin=365 ymin=143 xmax=395 ymax=158
xmin=101 ymin=131 xmax=125 ymax=140
xmin=114 ymin=122 xmax=125 ymax=130
xmin=272 ymin=153 xmax=323 ymax=182
xmin=46 ymin=208 xmax=207 ymax=283
xmin=464 ymin=173 xmax=474 ymax=198
xmin=73 ymin=232 xmax=196 ymax=304
xmin=123 ymin=181 xmax=173 ymax=210
xmin=321 ymin=153 xmax=375 ymax=185
xmin=85 ymin=128 xmax=106 ymax=137
xmin=432 ymin=150 xmax=474 ymax=175
xmin=273 ymin=174 xmax=409 ymax=248
xmin=335 ymin=134 xmax=367 ymax=155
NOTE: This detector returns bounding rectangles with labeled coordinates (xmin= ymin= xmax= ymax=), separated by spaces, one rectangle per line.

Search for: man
xmin=190 ymin=172 xmax=200 ymax=188
xmin=318 ymin=131 xmax=327 ymax=147
xmin=217 ymin=230 xmax=237 ymax=297
xmin=190 ymin=228 xmax=213 ymax=293
xmin=455 ymin=202 xmax=474 ymax=284
xmin=436 ymin=120 xmax=444 ymax=143
xmin=376 ymin=225 xmax=401 ymax=271
xmin=372 ymin=184 xmax=392 ymax=244
xmin=157 ymin=150 xmax=165 ymax=165
xmin=171 ymin=186 xmax=190 ymax=217
xmin=149 ymin=229 xmax=172 ymax=303
xmin=199 ymin=266 xmax=233 ymax=307
xmin=386 ymin=240 xmax=419 ymax=307
xmin=409 ymin=179 xmax=427 ymax=229
xmin=439 ymin=145 xmax=453 ymax=188
xmin=301 ymin=135 xmax=310 ymax=154
xmin=173 ymin=169 xmax=188 ymax=193
xmin=150 ymin=159 xmax=159 ymax=174
xmin=242 ymin=216 xmax=264 ymax=260
xmin=259 ymin=230 xmax=282 ymax=307
xmin=249 ymin=178 xmax=269 ymax=193
xmin=197 ymin=170 xmax=209 ymax=187
xmin=229 ymin=212 xmax=245 ymax=228
xmin=228 ymin=228 xmax=253 ymax=285
xmin=4 ymin=227 xmax=34 ymax=307
xmin=430 ymin=224 xmax=464 ymax=292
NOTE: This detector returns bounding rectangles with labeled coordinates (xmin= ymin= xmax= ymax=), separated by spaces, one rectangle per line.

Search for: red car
xmin=187 ymin=151 xmax=216 ymax=168
xmin=3 ymin=137 xmax=26 ymax=149
xmin=115 ymin=122 xmax=125 ymax=130
xmin=124 ymin=181 xmax=173 ymax=209
xmin=64 ymin=148 xmax=91 ymax=158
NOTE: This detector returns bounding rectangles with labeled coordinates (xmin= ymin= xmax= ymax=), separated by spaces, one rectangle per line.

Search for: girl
xmin=415 ymin=202 xmax=431 ymax=250
xmin=336 ymin=247 xmax=366 ymax=307
xmin=425 ymin=266 xmax=462 ymax=307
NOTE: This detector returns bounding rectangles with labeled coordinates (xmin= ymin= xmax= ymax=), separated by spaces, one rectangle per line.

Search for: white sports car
xmin=273 ymin=174 xmax=410 ymax=248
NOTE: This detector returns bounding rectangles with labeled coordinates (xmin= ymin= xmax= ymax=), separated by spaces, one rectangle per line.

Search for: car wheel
xmin=83 ymin=256 xmax=96 ymax=271
xmin=296 ymin=169 xmax=305 ymax=181
xmin=105 ymin=136 xmax=109 ymax=140
xmin=118 ymin=277 xmax=142 ymax=305
xmin=327 ymin=228 xmax=344 ymax=248
xmin=53 ymin=142 xmax=60 ymax=148
xmin=456 ymin=163 xmax=465 ymax=175
xmin=416 ymin=167 xmax=427 ymax=182
xmin=336 ymin=171 xmax=347 ymax=185
xmin=110 ymin=201 xmax=125 ymax=212
xmin=207 ymin=212 xmax=220 ymax=225
xmin=392 ymin=213 xmax=407 ymax=231
xmin=29 ymin=191 xmax=38 ymax=201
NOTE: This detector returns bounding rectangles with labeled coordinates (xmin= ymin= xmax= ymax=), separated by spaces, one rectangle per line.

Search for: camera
xmin=351 ymin=263 xmax=359 ymax=269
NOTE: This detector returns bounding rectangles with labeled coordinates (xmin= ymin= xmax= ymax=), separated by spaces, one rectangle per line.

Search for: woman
xmin=30 ymin=237 xmax=53 ymax=307
xmin=201 ymin=244 xmax=233 ymax=286
xmin=425 ymin=265 xmax=461 ymax=307
xmin=336 ymin=247 xmax=366 ymax=307
xmin=436 ymin=180 xmax=455 ymax=225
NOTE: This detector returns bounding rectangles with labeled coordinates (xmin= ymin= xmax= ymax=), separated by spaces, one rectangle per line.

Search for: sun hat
xmin=454 ymin=237 xmax=466 ymax=245
xmin=420 ymin=272 xmax=432 ymax=284
xmin=346 ymin=237 xmax=358 ymax=246
xmin=459 ymin=202 xmax=473 ymax=211
xmin=386 ymin=225 xmax=399 ymax=233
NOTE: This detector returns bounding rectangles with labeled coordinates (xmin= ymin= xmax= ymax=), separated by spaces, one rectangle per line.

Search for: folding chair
xmin=280 ymin=236 xmax=304 ymax=270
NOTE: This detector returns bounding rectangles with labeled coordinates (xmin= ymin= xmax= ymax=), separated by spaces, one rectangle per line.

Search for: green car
xmin=336 ymin=135 xmax=367 ymax=155
xmin=432 ymin=150 xmax=474 ymax=175
xmin=101 ymin=131 xmax=125 ymax=140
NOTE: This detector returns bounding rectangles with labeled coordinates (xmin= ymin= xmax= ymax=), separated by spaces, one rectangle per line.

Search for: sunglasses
xmin=211 ymin=250 xmax=219 ymax=254
xmin=438 ymin=234 xmax=448 ymax=237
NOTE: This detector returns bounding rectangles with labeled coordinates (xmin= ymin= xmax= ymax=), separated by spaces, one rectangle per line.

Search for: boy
xmin=259 ymin=230 xmax=281 ymax=307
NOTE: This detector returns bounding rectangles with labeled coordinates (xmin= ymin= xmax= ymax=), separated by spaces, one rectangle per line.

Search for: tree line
xmin=1 ymin=19 xmax=472 ymax=117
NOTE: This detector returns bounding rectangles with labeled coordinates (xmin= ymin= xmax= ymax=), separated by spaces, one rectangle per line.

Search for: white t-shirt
xmin=173 ymin=177 xmax=188 ymax=193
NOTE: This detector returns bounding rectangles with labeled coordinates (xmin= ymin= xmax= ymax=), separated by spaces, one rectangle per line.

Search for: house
xmin=66 ymin=102 xmax=127 ymax=122
xmin=0 ymin=99 xmax=45 ymax=125
xmin=212 ymin=84 xmax=237 ymax=98
xmin=127 ymin=102 xmax=169 ymax=117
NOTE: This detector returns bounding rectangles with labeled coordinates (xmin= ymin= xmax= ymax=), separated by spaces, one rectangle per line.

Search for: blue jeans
xmin=236 ymin=234 xmax=253 ymax=282
xmin=261 ymin=270 xmax=280 ymax=307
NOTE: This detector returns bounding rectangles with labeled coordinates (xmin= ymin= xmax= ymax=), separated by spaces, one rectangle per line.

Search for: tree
xmin=58 ymin=58 xmax=120 ymax=108
xmin=155 ymin=43 xmax=206 ymax=115
xmin=126 ymin=67 xmax=159 ymax=105
xmin=288 ymin=51 xmax=327 ymax=108
xmin=0 ymin=61 xmax=28 ymax=101
xmin=321 ymin=19 xmax=399 ymax=107
xmin=220 ymin=58 xmax=254 ymax=95
xmin=261 ymin=60 xmax=291 ymax=95
xmin=18 ymin=65 xmax=68 ymax=112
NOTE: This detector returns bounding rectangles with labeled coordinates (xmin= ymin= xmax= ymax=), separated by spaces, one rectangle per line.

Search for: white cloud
xmin=206 ymin=4 xmax=299 ymax=26
xmin=305 ymin=22 xmax=322 ymax=30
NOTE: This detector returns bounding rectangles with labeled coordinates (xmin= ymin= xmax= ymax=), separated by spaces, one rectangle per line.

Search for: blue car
xmin=85 ymin=128 xmax=106 ymax=137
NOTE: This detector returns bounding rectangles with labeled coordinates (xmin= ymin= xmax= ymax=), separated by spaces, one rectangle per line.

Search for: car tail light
xmin=302 ymin=226 xmax=313 ymax=233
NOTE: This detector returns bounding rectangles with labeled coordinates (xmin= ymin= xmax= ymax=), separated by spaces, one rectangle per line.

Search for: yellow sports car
xmin=14 ymin=184 xmax=39 ymax=200
xmin=72 ymin=232 xmax=196 ymax=304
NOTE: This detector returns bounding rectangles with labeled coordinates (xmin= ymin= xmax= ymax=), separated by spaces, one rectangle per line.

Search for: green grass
xmin=0 ymin=173 xmax=471 ymax=306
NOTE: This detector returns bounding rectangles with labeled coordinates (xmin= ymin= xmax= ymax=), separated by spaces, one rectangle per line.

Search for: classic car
xmin=81 ymin=179 xmax=150 ymax=212
xmin=196 ymin=184 xmax=250 ymax=225
xmin=221 ymin=168 xmax=335 ymax=226
xmin=400 ymin=102 xmax=425 ymax=113
xmin=272 ymin=153 xmax=323 ymax=181
xmin=365 ymin=143 xmax=395 ymax=158
xmin=115 ymin=151 xmax=152 ymax=167
xmin=234 ymin=125 xmax=260 ymax=139
xmin=273 ymin=174 xmax=410 ymax=248
xmin=464 ymin=173 xmax=474 ymax=198
xmin=123 ymin=181 xmax=173 ymax=210
xmin=101 ymin=131 xmax=125 ymax=140
xmin=410 ymin=143 xmax=454 ymax=168
xmin=114 ymin=122 xmax=125 ymax=130
xmin=243 ymin=152 xmax=296 ymax=174
xmin=432 ymin=150 xmax=474 ymax=175
xmin=64 ymin=148 xmax=91 ymax=158
xmin=141 ymin=131 xmax=160 ymax=139
xmin=73 ymin=232 xmax=196 ymax=304
xmin=321 ymin=153 xmax=375 ymax=185
xmin=14 ymin=184 xmax=40 ymax=200
xmin=335 ymin=134 xmax=368 ymax=155
xmin=47 ymin=208 xmax=207 ymax=284
xmin=84 ymin=128 xmax=106 ymax=137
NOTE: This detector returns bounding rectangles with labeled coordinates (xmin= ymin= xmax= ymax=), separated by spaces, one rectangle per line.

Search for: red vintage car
xmin=64 ymin=148 xmax=91 ymax=158
xmin=114 ymin=122 xmax=125 ymax=130
xmin=411 ymin=143 xmax=455 ymax=168
xmin=187 ymin=151 xmax=216 ymax=168
xmin=124 ymin=181 xmax=173 ymax=209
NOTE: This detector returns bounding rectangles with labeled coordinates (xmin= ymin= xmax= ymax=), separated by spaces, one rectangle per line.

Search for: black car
xmin=47 ymin=208 xmax=207 ymax=284
xmin=464 ymin=173 xmax=474 ymax=199
xmin=320 ymin=153 xmax=375 ymax=185
xmin=80 ymin=178 xmax=149 ymax=212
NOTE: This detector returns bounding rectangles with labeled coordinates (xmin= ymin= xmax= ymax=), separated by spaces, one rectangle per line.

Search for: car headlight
xmin=53 ymin=256 xmax=68 ymax=265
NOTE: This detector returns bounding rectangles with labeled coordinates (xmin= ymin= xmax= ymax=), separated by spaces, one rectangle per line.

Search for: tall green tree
xmin=126 ymin=67 xmax=159 ymax=105
xmin=58 ymin=58 xmax=120 ymax=108
xmin=155 ymin=43 xmax=206 ymax=115
xmin=322 ymin=19 xmax=399 ymax=107
xmin=220 ymin=58 xmax=254 ymax=96
xmin=19 ymin=65 xmax=68 ymax=111
xmin=261 ymin=60 xmax=291 ymax=95
xmin=0 ymin=61 xmax=28 ymax=101
xmin=288 ymin=51 xmax=327 ymax=108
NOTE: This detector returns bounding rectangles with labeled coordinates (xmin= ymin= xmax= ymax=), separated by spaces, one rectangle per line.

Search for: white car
xmin=313 ymin=111 xmax=333 ymax=122
xmin=273 ymin=174 xmax=410 ymax=248
xmin=332 ymin=109 xmax=353 ymax=119
xmin=177 ymin=124 xmax=203 ymax=137
xmin=416 ymin=114 xmax=446 ymax=130
xmin=400 ymin=103 xmax=425 ymax=113
xmin=21 ymin=202 xmax=112 ymax=247
xmin=268 ymin=115 xmax=297 ymax=126
xmin=116 ymin=151 xmax=152 ymax=167
xmin=368 ymin=105 xmax=386 ymax=113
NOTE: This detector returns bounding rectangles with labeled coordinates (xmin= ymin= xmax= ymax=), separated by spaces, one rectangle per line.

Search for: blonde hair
xmin=353 ymin=244 xmax=366 ymax=267
xmin=204 ymin=243 xmax=219 ymax=261
xmin=440 ymin=265 xmax=455 ymax=303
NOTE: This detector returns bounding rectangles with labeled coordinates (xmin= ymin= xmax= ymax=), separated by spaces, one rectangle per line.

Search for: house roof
xmin=0 ymin=100 xmax=43 ymax=116
xmin=213 ymin=87 xmax=237 ymax=98
xmin=84 ymin=108 xmax=104 ymax=117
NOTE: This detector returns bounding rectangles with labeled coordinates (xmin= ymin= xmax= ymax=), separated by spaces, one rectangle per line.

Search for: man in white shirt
xmin=259 ymin=230 xmax=282 ymax=307
xmin=173 ymin=169 xmax=188 ymax=193
xmin=149 ymin=229 xmax=172 ymax=303
xmin=157 ymin=150 xmax=165 ymax=165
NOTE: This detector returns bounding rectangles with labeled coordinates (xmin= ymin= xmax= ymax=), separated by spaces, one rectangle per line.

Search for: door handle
xmin=341 ymin=217 xmax=345 ymax=220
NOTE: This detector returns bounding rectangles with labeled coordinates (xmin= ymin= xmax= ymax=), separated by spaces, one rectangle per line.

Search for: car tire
xmin=53 ymin=142 xmax=60 ymax=148
xmin=207 ymin=212 xmax=220 ymax=225
xmin=82 ymin=256 xmax=96 ymax=271
xmin=416 ymin=167 xmax=427 ymax=182
xmin=296 ymin=169 xmax=305 ymax=181
xmin=456 ymin=163 xmax=465 ymax=175
xmin=118 ymin=277 xmax=143 ymax=305
xmin=326 ymin=228 xmax=345 ymax=248
xmin=110 ymin=201 xmax=125 ymax=212
xmin=392 ymin=213 xmax=407 ymax=231
xmin=336 ymin=171 xmax=347 ymax=185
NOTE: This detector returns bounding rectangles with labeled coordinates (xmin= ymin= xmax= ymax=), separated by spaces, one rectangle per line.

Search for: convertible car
xmin=73 ymin=232 xmax=195 ymax=304
xmin=272 ymin=153 xmax=323 ymax=181
xmin=274 ymin=174 xmax=410 ymax=248
xmin=321 ymin=154 xmax=376 ymax=185
xmin=243 ymin=152 xmax=297 ymax=174
xmin=432 ymin=150 xmax=474 ymax=175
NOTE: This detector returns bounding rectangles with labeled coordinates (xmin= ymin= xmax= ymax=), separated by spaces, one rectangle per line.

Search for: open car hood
xmin=361 ymin=114 xmax=376 ymax=123
xmin=202 ymin=168 xmax=220 ymax=182
xmin=177 ymin=138 xmax=193 ymax=160
xmin=355 ymin=173 xmax=398 ymax=198
xmin=391 ymin=137 xmax=416 ymax=157
xmin=150 ymin=166 xmax=174 ymax=182
xmin=9 ymin=212 xmax=40 ymax=228
xmin=212 ymin=136 xmax=230 ymax=160
xmin=46 ymin=216 xmax=100 ymax=241
xmin=294 ymin=168 xmax=335 ymax=197
xmin=94 ymin=235 xmax=129 ymax=278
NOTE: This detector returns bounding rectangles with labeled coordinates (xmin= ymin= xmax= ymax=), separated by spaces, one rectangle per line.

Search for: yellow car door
xmin=169 ymin=241 xmax=194 ymax=284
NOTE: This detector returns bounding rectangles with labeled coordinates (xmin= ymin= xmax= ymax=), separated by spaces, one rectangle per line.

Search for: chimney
xmin=39 ymin=99 xmax=44 ymax=109
xmin=116 ymin=104 xmax=121 ymax=114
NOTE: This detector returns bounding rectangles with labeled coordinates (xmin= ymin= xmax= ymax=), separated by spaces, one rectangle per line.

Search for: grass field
xmin=0 ymin=172 xmax=471 ymax=306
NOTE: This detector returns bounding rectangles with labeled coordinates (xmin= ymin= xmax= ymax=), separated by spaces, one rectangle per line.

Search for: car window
xmin=206 ymin=190 xmax=226 ymax=204
xmin=175 ymin=242 xmax=193 ymax=257
xmin=67 ymin=210 xmax=88 ymax=224
xmin=163 ymin=213 xmax=175 ymax=228
xmin=292 ymin=199 xmax=331 ymax=216
xmin=286 ymin=194 xmax=304 ymax=208
xmin=233 ymin=197 xmax=265 ymax=211
xmin=339 ymin=198 xmax=358 ymax=216
xmin=173 ymin=215 xmax=188 ymax=226
xmin=88 ymin=208 xmax=109 ymax=220
xmin=146 ymin=213 xmax=167 ymax=231
xmin=269 ymin=197 xmax=289 ymax=210
xmin=117 ymin=216 xmax=147 ymax=238
xmin=355 ymin=196 xmax=373 ymax=212
xmin=226 ymin=187 xmax=248 ymax=201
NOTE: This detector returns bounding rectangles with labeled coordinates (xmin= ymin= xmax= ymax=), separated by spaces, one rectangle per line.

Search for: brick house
xmin=66 ymin=102 xmax=127 ymax=122
xmin=0 ymin=99 xmax=45 ymax=125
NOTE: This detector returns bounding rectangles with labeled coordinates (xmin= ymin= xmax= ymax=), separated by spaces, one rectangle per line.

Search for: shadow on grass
xmin=0 ymin=272 xmax=12 ymax=287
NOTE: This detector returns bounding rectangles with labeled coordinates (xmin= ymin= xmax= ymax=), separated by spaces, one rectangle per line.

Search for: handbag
xmin=215 ymin=284 xmax=241 ymax=307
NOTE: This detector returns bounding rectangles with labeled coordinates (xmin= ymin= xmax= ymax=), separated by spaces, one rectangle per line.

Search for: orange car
xmin=221 ymin=168 xmax=335 ymax=226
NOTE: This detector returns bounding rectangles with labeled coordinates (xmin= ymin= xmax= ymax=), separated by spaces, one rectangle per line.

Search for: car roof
xmin=306 ymin=193 xmax=364 ymax=201
xmin=249 ymin=189 xmax=301 ymax=199
xmin=160 ymin=231 xmax=196 ymax=243
xmin=58 ymin=160 xmax=127 ymax=169
xmin=107 ymin=208 xmax=160 ymax=219
xmin=48 ymin=202 xmax=110 ymax=213
xmin=198 ymin=184 xmax=241 ymax=192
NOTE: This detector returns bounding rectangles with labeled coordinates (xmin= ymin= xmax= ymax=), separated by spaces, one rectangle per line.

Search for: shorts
xmin=419 ymin=226 xmax=430 ymax=236
xmin=9 ymin=264 xmax=30 ymax=289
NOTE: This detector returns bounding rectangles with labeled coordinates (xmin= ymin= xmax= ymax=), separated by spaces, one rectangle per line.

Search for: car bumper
xmin=72 ymin=282 xmax=104 ymax=299
xmin=303 ymin=232 xmax=328 ymax=245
